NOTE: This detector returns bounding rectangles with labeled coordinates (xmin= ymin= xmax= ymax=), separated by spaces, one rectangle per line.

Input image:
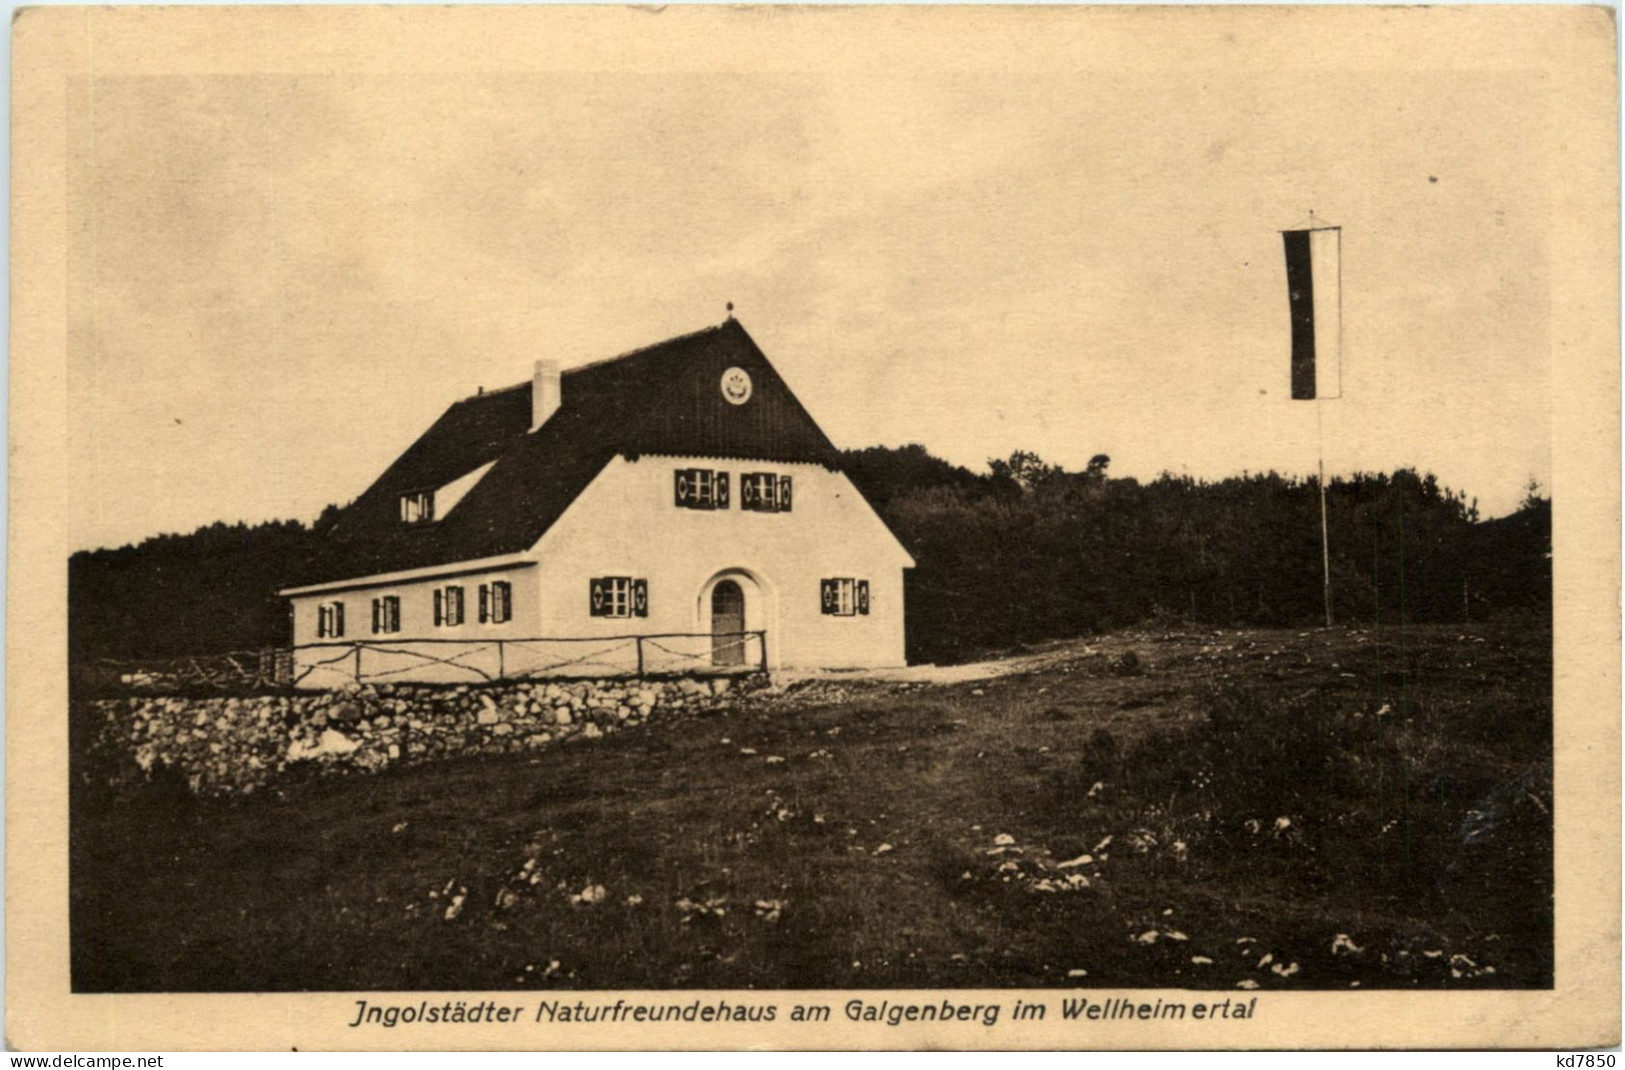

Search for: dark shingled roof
xmin=299 ymin=319 xmax=842 ymax=585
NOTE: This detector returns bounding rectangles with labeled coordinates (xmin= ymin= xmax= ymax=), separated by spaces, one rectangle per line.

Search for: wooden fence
xmin=82 ymin=631 xmax=768 ymax=694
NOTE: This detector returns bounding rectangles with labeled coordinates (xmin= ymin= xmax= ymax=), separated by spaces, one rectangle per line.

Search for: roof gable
xmin=302 ymin=319 xmax=842 ymax=584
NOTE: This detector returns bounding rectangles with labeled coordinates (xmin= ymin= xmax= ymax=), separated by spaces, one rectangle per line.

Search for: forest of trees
xmin=848 ymin=446 xmax=1550 ymax=662
xmin=69 ymin=446 xmax=1552 ymax=666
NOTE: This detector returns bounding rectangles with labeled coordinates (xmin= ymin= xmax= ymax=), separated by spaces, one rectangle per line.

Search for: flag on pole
xmin=1282 ymin=226 xmax=1342 ymax=400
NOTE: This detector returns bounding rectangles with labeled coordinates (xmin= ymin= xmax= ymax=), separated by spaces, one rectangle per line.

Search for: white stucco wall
xmin=287 ymin=564 xmax=539 ymax=686
xmin=530 ymin=456 xmax=913 ymax=671
xmin=282 ymin=454 xmax=914 ymax=684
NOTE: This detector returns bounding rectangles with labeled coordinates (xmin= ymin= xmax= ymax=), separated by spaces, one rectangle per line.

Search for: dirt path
xmin=773 ymin=638 xmax=1104 ymax=685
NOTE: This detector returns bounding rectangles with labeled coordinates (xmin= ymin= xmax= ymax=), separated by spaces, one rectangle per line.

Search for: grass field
xmin=71 ymin=619 xmax=1552 ymax=992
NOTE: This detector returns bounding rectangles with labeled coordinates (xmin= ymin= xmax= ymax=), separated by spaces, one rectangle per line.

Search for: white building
xmin=280 ymin=318 xmax=915 ymax=686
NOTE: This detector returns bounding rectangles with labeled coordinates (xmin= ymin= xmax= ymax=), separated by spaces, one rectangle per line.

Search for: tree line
xmin=69 ymin=447 xmax=1551 ymax=665
xmin=847 ymin=446 xmax=1550 ymax=662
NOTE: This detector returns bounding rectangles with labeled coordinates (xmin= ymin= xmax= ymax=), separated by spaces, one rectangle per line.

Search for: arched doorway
xmin=711 ymin=580 xmax=746 ymax=666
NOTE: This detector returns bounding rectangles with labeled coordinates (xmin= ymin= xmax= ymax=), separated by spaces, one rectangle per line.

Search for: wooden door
xmin=711 ymin=580 xmax=746 ymax=666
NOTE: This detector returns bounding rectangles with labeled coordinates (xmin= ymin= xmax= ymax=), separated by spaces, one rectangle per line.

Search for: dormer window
xmin=397 ymin=460 xmax=496 ymax=526
xmin=400 ymin=490 xmax=434 ymax=524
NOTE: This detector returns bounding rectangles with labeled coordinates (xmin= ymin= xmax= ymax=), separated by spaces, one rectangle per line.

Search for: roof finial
xmin=725 ymin=301 xmax=735 ymax=321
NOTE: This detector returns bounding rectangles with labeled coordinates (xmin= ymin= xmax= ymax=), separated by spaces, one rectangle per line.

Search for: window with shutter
xmin=821 ymin=578 xmax=862 ymax=616
xmin=675 ymin=467 xmax=730 ymax=510
xmin=590 ymin=577 xmax=641 ymax=618
xmin=435 ymin=585 xmax=464 ymax=627
xmin=743 ymin=472 xmax=791 ymax=513
xmin=373 ymin=595 xmax=401 ymax=634
xmin=318 ymin=601 xmax=346 ymax=639
xmin=493 ymin=581 xmax=512 ymax=624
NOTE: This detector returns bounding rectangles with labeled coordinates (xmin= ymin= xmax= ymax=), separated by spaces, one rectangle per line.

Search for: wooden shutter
xmin=371 ymin=598 xmax=381 ymax=634
xmin=674 ymin=469 xmax=692 ymax=507
xmin=479 ymin=584 xmax=489 ymax=623
xmin=742 ymin=474 xmax=758 ymax=510
xmin=779 ymin=476 xmax=793 ymax=512
xmin=451 ymin=587 xmax=463 ymax=626
xmin=434 ymin=588 xmax=444 ymax=626
xmin=857 ymin=580 xmax=871 ymax=615
xmin=590 ymin=577 xmax=607 ymax=617
xmin=820 ymin=579 xmax=837 ymax=615
xmin=496 ymin=581 xmax=511 ymax=623
xmin=715 ymin=472 xmax=730 ymax=509
xmin=389 ymin=596 xmax=400 ymax=632
xmin=633 ymin=578 xmax=649 ymax=618
xmin=334 ymin=603 xmax=345 ymax=637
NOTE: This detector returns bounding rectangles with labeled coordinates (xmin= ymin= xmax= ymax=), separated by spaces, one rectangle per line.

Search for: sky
xmin=65 ymin=10 xmax=1559 ymax=552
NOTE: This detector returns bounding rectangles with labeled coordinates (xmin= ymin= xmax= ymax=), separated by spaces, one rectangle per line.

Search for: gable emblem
xmin=721 ymin=367 xmax=753 ymax=405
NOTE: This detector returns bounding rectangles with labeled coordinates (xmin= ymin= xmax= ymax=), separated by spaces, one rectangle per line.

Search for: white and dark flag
xmin=1282 ymin=226 xmax=1342 ymax=400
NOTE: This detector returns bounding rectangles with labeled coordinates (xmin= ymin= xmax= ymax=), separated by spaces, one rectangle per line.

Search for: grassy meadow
xmin=71 ymin=618 xmax=1551 ymax=992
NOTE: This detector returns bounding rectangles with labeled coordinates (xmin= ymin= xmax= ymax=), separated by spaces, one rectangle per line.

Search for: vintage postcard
xmin=8 ymin=3 xmax=1619 ymax=1052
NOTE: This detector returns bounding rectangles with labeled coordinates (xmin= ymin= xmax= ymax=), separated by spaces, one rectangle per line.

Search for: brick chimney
xmin=532 ymin=360 xmax=561 ymax=431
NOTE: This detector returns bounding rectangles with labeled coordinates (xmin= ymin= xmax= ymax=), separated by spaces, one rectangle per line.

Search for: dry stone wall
xmin=83 ymin=675 xmax=761 ymax=797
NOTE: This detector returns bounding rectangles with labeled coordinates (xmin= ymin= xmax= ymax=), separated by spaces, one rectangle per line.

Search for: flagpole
xmin=1317 ymin=396 xmax=1333 ymax=628
xmin=1284 ymin=213 xmax=1340 ymax=629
